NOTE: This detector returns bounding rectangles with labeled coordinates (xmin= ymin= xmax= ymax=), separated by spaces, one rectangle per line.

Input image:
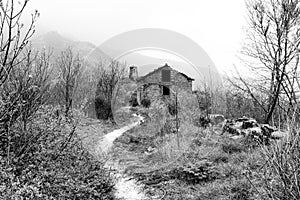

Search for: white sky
xmin=25 ymin=0 xmax=248 ymax=73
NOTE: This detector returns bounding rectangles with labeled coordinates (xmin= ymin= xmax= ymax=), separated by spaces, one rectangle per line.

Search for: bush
xmin=209 ymin=151 xmax=229 ymax=164
xmin=173 ymin=159 xmax=219 ymax=184
xmin=165 ymin=99 xmax=178 ymax=116
xmin=198 ymin=116 xmax=211 ymax=128
xmin=0 ymin=106 xmax=115 ymax=199
xmin=0 ymin=50 xmax=51 ymax=134
xmin=230 ymin=180 xmax=252 ymax=200
xmin=141 ymin=98 xmax=151 ymax=108
xmin=221 ymin=138 xmax=245 ymax=154
xmin=95 ymin=95 xmax=113 ymax=120
xmin=129 ymin=92 xmax=138 ymax=107
xmin=255 ymin=130 xmax=300 ymax=200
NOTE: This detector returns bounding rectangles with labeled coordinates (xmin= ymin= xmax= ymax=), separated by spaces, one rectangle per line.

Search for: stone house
xmin=129 ymin=63 xmax=194 ymax=105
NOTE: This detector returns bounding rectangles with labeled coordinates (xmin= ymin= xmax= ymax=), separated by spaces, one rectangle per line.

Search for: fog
xmin=24 ymin=0 xmax=247 ymax=73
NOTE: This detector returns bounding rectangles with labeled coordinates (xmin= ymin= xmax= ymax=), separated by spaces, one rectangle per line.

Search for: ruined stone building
xmin=128 ymin=63 xmax=194 ymax=104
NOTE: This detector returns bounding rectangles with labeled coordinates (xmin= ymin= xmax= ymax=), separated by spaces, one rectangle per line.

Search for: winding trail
xmin=97 ymin=114 xmax=147 ymax=200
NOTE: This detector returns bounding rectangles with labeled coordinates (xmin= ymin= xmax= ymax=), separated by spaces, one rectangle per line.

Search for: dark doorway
xmin=163 ymin=86 xmax=170 ymax=95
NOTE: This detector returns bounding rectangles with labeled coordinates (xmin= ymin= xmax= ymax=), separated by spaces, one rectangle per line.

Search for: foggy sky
xmin=25 ymin=0 xmax=248 ymax=73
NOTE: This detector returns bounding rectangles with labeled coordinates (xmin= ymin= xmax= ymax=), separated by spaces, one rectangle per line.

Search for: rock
xmin=271 ymin=131 xmax=288 ymax=139
xmin=144 ymin=146 xmax=157 ymax=155
xmin=242 ymin=127 xmax=262 ymax=136
xmin=230 ymin=135 xmax=244 ymax=140
xmin=198 ymin=116 xmax=211 ymax=128
xmin=222 ymin=117 xmax=277 ymax=143
xmin=236 ymin=116 xmax=253 ymax=122
xmin=222 ymin=119 xmax=243 ymax=135
xmin=261 ymin=124 xmax=277 ymax=138
xmin=147 ymin=146 xmax=156 ymax=152
xmin=223 ymin=117 xmax=259 ymax=134
xmin=261 ymin=124 xmax=277 ymax=132
xmin=241 ymin=118 xmax=259 ymax=129
xmin=209 ymin=114 xmax=225 ymax=126
xmin=222 ymin=117 xmax=287 ymax=144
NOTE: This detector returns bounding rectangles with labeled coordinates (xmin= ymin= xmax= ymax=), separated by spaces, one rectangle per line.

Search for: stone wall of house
xmin=173 ymin=73 xmax=193 ymax=93
xmin=137 ymin=66 xmax=193 ymax=103
xmin=139 ymin=66 xmax=192 ymax=91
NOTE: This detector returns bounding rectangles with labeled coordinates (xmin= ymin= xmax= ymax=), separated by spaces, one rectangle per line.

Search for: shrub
xmin=173 ymin=159 xmax=219 ymax=184
xmin=198 ymin=116 xmax=211 ymax=128
xmin=221 ymin=138 xmax=245 ymax=154
xmin=95 ymin=95 xmax=113 ymax=120
xmin=191 ymin=138 xmax=202 ymax=147
xmin=256 ymin=130 xmax=300 ymax=200
xmin=0 ymin=106 xmax=116 ymax=199
xmin=129 ymin=92 xmax=138 ymax=107
xmin=230 ymin=180 xmax=252 ymax=200
xmin=94 ymin=60 xmax=126 ymax=121
xmin=167 ymin=101 xmax=177 ymax=116
xmin=0 ymin=49 xmax=51 ymax=134
xmin=141 ymin=98 xmax=151 ymax=108
xmin=210 ymin=151 xmax=229 ymax=164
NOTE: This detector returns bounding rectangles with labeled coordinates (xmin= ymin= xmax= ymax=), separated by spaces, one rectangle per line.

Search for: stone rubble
xmin=222 ymin=116 xmax=288 ymax=142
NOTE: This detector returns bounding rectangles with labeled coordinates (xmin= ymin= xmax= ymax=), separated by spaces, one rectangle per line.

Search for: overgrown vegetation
xmin=111 ymin=81 xmax=300 ymax=200
xmin=54 ymin=47 xmax=83 ymax=117
xmin=231 ymin=0 xmax=300 ymax=124
xmin=1 ymin=0 xmax=300 ymax=199
xmin=0 ymin=107 xmax=115 ymax=199
xmin=251 ymin=126 xmax=300 ymax=199
xmin=112 ymin=117 xmax=262 ymax=199
xmin=0 ymin=1 xmax=116 ymax=199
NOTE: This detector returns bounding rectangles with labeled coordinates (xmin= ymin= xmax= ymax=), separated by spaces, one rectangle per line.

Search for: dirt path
xmin=97 ymin=119 xmax=142 ymax=153
xmin=96 ymin=114 xmax=147 ymax=200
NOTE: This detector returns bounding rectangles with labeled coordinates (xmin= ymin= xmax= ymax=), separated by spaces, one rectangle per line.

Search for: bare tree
xmin=95 ymin=60 xmax=125 ymax=121
xmin=236 ymin=0 xmax=300 ymax=123
xmin=56 ymin=47 xmax=83 ymax=117
xmin=194 ymin=88 xmax=212 ymax=118
xmin=18 ymin=49 xmax=52 ymax=130
xmin=0 ymin=48 xmax=51 ymax=165
xmin=0 ymin=0 xmax=39 ymax=86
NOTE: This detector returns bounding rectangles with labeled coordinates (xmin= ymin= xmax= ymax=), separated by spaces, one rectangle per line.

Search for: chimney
xmin=129 ymin=66 xmax=138 ymax=81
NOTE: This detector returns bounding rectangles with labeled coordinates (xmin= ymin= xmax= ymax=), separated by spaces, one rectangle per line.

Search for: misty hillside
xmin=31 ymin=31 xmax=110 ymax=64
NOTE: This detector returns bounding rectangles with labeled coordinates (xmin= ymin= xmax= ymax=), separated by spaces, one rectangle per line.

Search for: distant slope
xmin=31 ymin=31 xmax=110 ymax=64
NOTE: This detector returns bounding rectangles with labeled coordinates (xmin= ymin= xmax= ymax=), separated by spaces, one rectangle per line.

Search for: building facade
xmin=129 ymin=64 xmax=194 ymax=104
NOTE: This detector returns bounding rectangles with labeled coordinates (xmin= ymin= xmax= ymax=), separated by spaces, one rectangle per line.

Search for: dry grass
xmin=111 ymin=93 xmax=200 ymax=173
xmin=113 ymin=122 xmax=264 ymax=199
xmin=75 ymin=111 xmax=118 ymax=154
xmin=109 ymin=92 xmax=300 ymax=200
xmin=251 ymin=129 xmax=300 ymax=200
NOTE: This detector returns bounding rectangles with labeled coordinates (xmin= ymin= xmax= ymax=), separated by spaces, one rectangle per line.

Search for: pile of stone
xmin=222 ymin=117 xmax=287 ymax=142
xmin=197 ymin=114 xmax=226 ymax=128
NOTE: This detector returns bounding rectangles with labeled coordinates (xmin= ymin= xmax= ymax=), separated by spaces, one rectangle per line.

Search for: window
xmin=163 ymin=86 xmax=170 ymax=95
xmin=162 ymin=70 xmax=171 ymax=82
